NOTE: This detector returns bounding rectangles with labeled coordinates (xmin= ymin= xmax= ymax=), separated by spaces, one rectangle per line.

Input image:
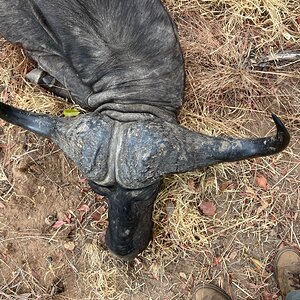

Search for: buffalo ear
xmin=26 ymin=69 xmax=72 ymax=100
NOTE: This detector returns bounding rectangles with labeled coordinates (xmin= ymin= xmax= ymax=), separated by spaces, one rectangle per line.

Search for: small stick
xmin=255 ymin=51 xmax=300 ymax=68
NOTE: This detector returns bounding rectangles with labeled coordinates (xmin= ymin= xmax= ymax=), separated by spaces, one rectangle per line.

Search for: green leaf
xmin=63 ymin=109 xmax=80 ymax=117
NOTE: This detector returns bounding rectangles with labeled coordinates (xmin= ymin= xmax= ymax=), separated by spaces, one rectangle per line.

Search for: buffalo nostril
xmin=120 ymin=229 xmax=131 ymax=237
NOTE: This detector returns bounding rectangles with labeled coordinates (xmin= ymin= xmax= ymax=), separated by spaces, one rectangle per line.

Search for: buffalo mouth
xmin=105 ymin=236 xmax=143 ymax=261
xmin=89 ymin=180 xmax=162 ymax=261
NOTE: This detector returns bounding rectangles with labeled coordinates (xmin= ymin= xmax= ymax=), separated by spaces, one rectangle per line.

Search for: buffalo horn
xmin=178 ymin=114 xmax=290 ymax=172
xmin=0 ymin=101 xmax=58 ymax=138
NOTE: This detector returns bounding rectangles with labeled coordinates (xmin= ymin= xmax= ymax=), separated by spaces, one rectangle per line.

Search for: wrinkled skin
xmin=0 ymin=0 xmax=290 ymax=260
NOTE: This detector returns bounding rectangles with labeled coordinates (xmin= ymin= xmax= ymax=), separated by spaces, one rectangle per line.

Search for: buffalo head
xmin=0 ymin=102 xmax=290 ymax=259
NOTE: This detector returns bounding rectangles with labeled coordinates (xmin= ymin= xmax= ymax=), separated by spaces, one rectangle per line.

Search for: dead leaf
xmin=78 ymin=204 xmax=90 ymax=222
xmin=256 ymin=174 xmax=268 ymax=190
xmin=78 ymin=204 xmax=90 ymax=213
xmin=91 ymin=211 xmax=101 ymax=221
xmin=250 ymin=257 xmax=264 ymax=270
xmin=187 ymin=178 xmax=200 ymax=192
xmin=95 ymin=194 xmax=105 ymax=201
xmin=199 ymin=201 xmax=217 ymax=216
xmin=188 ymin=178 xmax=195 ymax=190
xmin=52 ymin=220 xmax=66 ymax=229
xmin=1 ymin=88 xmax=9 ymax=101
xmin=219 ymin=180 xmax=233 ymax=192
xmin=179 ymin=272 xmax=187 ymax=280
xmin=1 ymin=253 xmax=8 ymax=263
xmin=78 ymin=177 xmax=88 ymax=183
xmin=229 ymin=250 xmax=238 ymax=261
xmin=81 ymin=186 xmax=90 ymax=192
xmin=63 ymin=213 xmax=73 ymax=224
xmin=64 ymin=241 xmax=75 ymax=251
xmin=262 ymin=290 xmax=273 ymax=300
xmin=248 ymin=283 xmax=260 ymax=289
xmin=99 ymin=232 xmax=106 ymax=244
xmin=213 ymin=256 xmax=222 ymax=266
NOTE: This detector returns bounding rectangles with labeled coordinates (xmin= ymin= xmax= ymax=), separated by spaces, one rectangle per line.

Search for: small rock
xmin=45 ymin=212 xmax=58 ymax=226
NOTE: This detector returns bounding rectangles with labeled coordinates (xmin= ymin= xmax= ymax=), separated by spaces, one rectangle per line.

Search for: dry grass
xmin=166 ymin=0 xmax=300 ymax=45
xmin=0 ymin=0 xmax=300 ymax=299
xmin=0 ymin=41 xmax=69 ymax=115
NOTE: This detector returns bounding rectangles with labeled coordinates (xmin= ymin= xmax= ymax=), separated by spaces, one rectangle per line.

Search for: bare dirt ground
xmin=0 ymin=1 xmax=300 ymax=299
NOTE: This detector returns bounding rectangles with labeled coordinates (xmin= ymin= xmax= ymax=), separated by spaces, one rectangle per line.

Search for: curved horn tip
xmin=271 ymin=113 xmax=284 ymax=129
xmin=271 ymin=113 xmax=290 ymax=150
xmin=0 ymin=101 xmax=13 ymax=115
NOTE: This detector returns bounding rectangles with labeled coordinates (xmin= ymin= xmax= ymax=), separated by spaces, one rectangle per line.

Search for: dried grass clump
xmin=166 ymin=0 xmax=300 ymax=44
xmin=205 ymin=0 xmax=297 ymax=35
xmin=80 ymin=243 xmax=121 ymax=299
